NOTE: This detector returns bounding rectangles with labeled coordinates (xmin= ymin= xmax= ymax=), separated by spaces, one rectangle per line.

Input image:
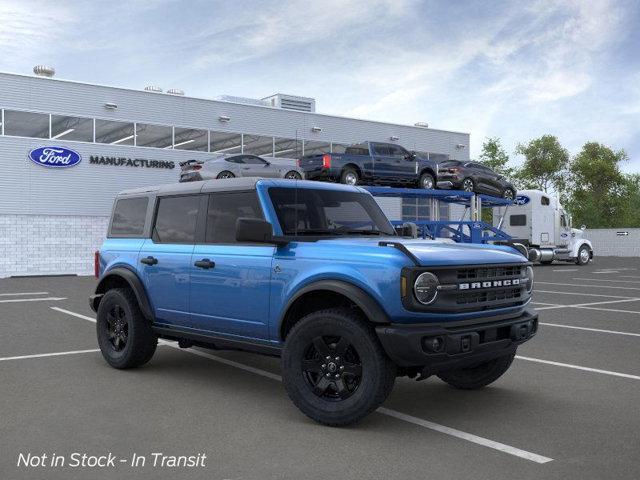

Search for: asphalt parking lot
xmin=1 ymin=257 xmax=639 ymax=480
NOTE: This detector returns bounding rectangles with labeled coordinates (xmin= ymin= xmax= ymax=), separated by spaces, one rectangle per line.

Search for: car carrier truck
xmin=493 ymin=189 xmax=593 ymax=265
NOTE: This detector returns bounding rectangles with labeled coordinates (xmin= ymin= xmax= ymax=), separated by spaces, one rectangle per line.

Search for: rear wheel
xmin=462 ymin=178 xmax=475 ymax=192
xmin=437 ymin=352 xmax=515 ymax=389
xmin=419 ymin=172 xmax=435 ymax=189
xmin=96 ymin=288 xmax=157 ymax=369
xmin=284 ymin=170 xmax=302 ymax=180
xmin=282 ymin=308 xmax=396 ymax=426
xmin=216 ymin=171 xmax=235 ymax=179
xmin=340 ymin=168 xmax=359 ymax=186
xmin=576 ymin=245 xmax=591 ymax=265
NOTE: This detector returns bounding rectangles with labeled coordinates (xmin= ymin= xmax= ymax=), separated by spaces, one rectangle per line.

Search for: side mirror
xmin=236 ymin=218 xmax=288 ymax=245
xmin=581 ymin=224 xmax=586 ymax=230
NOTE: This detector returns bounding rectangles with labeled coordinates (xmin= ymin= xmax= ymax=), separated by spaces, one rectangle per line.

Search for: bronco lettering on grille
xmin=458 ymin=279 xmax=520 ymax=290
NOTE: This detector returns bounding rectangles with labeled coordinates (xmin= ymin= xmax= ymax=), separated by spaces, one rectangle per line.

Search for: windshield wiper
xmin=337 ymin=229 xmax=387 ymax=236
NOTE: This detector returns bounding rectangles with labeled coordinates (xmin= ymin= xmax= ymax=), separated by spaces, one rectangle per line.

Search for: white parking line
xmin=535 ymin=289 xmax=638 ymax=299
xmin=0 ymin=349 xmax=99 ymax=362
xmin=534 ymin=298 xmax=640 ymax=311
xmin=540 ymin=322 xmax=640 ymax=337
xmin=49 ymin=307 xmax=553 ymax=464
xmin=537 ymin=281 xmax=640 ymax=291
xmin=574 ymin=305 xmax=640 ymax=315
xmin=377 ymin=408 xmax=553 ymax=464
xmin=573 ymin=277 xmax=640 ymax=284
xmin=0 ymin=292 xmax=49 ymax=296
xmin=552 ymin=269 xmax=578 ymax=272
xmin=516 ymin=356 xmax=640 ymax=381
xmin=0 ymin=297 xmax=67 ymax=304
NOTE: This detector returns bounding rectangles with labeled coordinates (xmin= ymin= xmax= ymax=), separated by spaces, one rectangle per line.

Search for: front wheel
xmin=437 ymin=352 xmax=515 ymax=390
xmin=461 ymin=178 xmax=475 ymax=192
xmin=216 ymin=171 xmax=235 ymax=179
xmin=419 ymin=172 xmax=435 ymax=189
xmin=282 ymin=308 xmax=396 ymax=426
xmin=576 ymin=245 xmax=591 ymax=265
xmin=97 ymin=288 xmax=157 ymax=369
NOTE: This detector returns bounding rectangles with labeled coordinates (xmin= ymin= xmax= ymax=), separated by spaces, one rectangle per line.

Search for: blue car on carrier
xmin=90 ymin=178 xmax=537 ymax=426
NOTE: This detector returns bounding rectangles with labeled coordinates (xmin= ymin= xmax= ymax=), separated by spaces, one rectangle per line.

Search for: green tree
xmin=515 ymin=135 xmax=569 ymax=193
xmin=479 ymin=137 xmax=514 ymax=177
xmin=567 ymin=142 xmax=628 ymax=228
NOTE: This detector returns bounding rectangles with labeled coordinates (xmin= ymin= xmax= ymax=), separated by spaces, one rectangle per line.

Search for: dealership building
xmin=0 ymin=68 xmax=470 ymax=277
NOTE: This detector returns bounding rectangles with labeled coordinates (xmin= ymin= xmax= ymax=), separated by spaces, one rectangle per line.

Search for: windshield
xmin=268 ymin=187 xmax=396 ymax=237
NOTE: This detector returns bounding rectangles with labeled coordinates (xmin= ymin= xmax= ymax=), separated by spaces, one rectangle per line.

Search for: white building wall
xmin=0 ymin=214 xmax=108 ymax=277
xmin=583 ymin=228 xmax=640 ymax=257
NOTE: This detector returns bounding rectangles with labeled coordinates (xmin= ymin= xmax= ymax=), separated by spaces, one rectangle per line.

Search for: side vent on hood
xmin=378 ymin=241 xmax=420 ymax=266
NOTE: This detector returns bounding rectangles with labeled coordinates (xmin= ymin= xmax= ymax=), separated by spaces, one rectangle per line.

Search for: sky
xmin=1 ymin=0 xmax=639 ymax=170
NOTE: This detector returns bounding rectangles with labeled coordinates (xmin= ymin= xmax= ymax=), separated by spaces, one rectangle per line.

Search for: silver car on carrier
xmin=180 ymin=154 xmax=305 ymax=182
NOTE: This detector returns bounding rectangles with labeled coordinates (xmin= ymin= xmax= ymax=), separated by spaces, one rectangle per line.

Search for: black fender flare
xmin=280 ymin=280 xmax=390 ymax=331
xmin=92 ymin=267 xmax=154 ymax=321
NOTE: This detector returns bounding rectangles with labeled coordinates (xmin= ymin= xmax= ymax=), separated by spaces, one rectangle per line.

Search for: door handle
xmin=194 ymin=259 xmax=215 ymax=269
xmin=140 ymin=256 xmax=158 ymax=266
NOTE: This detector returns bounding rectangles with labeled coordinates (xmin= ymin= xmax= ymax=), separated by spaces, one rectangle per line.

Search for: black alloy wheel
xmin=302 ymin=335 xmax=363 ymax=401
xmin=106 ymin=304 xmax=129 ymax=352
xmin=503 ymin=188 xmax=515 ymax=200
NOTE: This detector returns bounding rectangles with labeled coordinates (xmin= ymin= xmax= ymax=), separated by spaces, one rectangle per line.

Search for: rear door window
xmin=110 ymin=197 xmax=148 ymax=236
xmin=153 ymin=195 xmax=200 ymax=244
xmin=205 ymin=192 xmax=263 ymax=244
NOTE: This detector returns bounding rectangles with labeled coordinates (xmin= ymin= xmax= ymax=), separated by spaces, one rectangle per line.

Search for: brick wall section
xmin=0 ymin=215 xmax=109 ymax=277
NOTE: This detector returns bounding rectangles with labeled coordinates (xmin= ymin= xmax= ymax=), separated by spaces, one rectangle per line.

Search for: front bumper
xmin=375 ymin=310 xmax=537 ymax=371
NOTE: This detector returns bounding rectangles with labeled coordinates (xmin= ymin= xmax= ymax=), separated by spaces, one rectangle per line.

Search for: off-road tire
xmin=282 ymin=308 xmax=396 ymax=426
xmin=97 ymin=288 xmax=157 ymax=369
xmin=419 ymin=172 xmax=435 ymax=189
xmin=340 ymin=168 xmax=359 ymax=186
xmin=437 ymin=351 xmax=515 ymax=390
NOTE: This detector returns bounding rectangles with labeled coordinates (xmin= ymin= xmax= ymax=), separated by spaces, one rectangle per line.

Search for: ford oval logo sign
xmin=514 ymin=195 xmax=530 ymax=205
xmin=28 ymin=146 xmax=82 ymax=168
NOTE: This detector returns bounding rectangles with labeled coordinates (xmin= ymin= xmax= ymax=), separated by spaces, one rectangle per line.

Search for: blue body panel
xmin=99 ymin=179 xmax=529 ymax=348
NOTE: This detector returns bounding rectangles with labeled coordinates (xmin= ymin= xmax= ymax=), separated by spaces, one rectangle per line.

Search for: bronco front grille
xmin=402 ymin=263 xmax=531 ymax=313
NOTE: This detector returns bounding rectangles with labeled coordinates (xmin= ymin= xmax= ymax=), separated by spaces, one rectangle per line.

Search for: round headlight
xmin=525 ymin=266 xmax=534 ymax=293
xmin=414 ymin=272 xmax=440 ymax=305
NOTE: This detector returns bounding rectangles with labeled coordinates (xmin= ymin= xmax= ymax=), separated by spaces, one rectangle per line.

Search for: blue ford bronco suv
xmin=90 ymin=178 xmax=537 ymax=426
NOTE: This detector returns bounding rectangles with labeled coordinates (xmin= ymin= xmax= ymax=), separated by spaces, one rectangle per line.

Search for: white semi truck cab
xmin=493 ymin=189 xmax=593 ymax=265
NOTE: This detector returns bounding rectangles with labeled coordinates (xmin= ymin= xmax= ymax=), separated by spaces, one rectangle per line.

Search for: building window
xmin=303 ymin=140 xmax=331 ymax=157
xmin=50 ymin=115 xmax=94 ymax=142
xmin=173 ymin=127 xmax=208 ymax=151
xmin=331 ymin=143 xmax=349 ymax=154
xmin=95 ymin=119 xmax=135 ymax=145
xmin=210 ymin=131 xmax=242 ymax=154
xmin=135 ymin=123 xmax=173 ymax=149
xmin=3 ymin=110 xmax=49 ymax=139
xmin=243 ymin=134 xmax=274 ymax=156
xmin=273 ymin=137 xmax=302 ymax=158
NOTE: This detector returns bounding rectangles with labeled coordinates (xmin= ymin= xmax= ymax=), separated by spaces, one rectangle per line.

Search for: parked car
xmin=179 ymin=154 xmax=304 ymax=182
xmin=298 ymin=141 xmax=439 ymax=189
xmin=436 ymin=160 xmax=516 ymax=199
xmin=91 ymin=178 xmax=537 ymax=426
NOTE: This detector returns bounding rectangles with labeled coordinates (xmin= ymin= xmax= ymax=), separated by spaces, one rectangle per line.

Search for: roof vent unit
xmin=144 ymin=85 xmax=163 ymax=93
xmin=217 ymin=95 xmax=270 ymax=107
xmin=262 ymin=93 xmax=316 ymax=113
xmin=414 ymin=122 xmax=429 ymax=128
xmin=33 ymin=65 xmax=55 ymax=77
xmin=167 ymin=88 xmax=185 ymax=96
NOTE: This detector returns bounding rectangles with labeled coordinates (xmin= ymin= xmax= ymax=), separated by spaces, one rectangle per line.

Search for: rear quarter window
xmin=109 ymin=197 xmax=148 ymax=236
